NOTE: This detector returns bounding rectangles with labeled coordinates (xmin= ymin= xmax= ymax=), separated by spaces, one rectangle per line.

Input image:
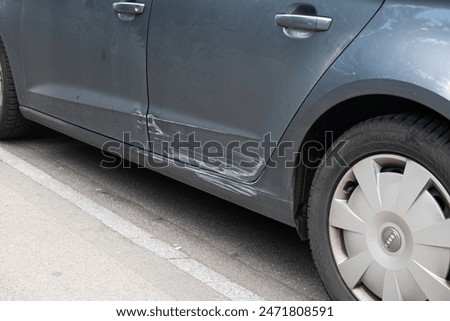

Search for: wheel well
xmin=294 ymin=94 xmax=446 ymax=240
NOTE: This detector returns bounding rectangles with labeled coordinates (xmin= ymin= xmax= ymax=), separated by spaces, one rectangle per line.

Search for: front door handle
xmin=113 ymin=2 xmax=145 ymax=21
xmin=275 ymin=14 xmax=332 ymax=32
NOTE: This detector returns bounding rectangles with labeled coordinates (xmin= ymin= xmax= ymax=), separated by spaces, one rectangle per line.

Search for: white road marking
xmin=0 ymin=147 xmax=262 ymax=301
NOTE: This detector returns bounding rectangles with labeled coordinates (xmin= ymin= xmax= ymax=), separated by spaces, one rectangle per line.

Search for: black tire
xmin=308 ymin=113 xmax=450 ymax=301
xmin=0 ymin=37 xmax=32 ymax=139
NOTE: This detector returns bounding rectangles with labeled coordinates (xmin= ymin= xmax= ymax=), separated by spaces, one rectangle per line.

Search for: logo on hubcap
xmin=381 ymin=227 xmax=402 ymax=252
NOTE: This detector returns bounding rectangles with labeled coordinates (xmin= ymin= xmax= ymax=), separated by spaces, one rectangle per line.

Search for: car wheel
xmin=308 ymin=114 xmax=450 ymax=300
xmin=0 ymin=37 xmax=32 ymax=139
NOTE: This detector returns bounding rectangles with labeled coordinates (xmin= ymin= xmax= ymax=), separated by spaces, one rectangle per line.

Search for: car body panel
xmin=146 ymin=0 xmax=384 ymax=181
xmin=19 ymin=0 xmax=153 ymax=147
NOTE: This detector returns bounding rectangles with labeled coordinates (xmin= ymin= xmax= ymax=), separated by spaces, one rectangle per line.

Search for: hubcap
xmin=329 ymin=154 xmax=450 ymax=300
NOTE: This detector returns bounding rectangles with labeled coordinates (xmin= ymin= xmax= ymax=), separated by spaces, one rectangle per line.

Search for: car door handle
xmin=113 ymin=2 xmax=145 ymax=15
xmin=275 ymin=14 xmax=332 ymax=32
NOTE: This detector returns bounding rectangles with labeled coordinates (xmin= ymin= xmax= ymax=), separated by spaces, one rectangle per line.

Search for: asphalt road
xmin=0 ymin=128 xmax=328 ymax=301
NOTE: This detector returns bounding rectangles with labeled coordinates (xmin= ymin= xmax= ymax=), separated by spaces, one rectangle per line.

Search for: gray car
xmin=0 ymin=0 xmax=449 ymax=301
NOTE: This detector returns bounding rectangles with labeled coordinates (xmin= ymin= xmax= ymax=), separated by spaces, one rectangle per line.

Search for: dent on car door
xmin=21 ymin=0 xmax=152 ymax=147
xmin=146 ymin=0 xmax=384 ymax=181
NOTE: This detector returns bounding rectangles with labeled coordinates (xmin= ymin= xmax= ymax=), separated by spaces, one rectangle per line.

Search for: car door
xmin=21 ymin=0 xmax=152 ymax=147
xmin=147 ymin=0 xmax=384 ymax=181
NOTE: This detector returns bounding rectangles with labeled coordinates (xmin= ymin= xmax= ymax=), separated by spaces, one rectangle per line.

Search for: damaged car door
xmin=146 ymin=0 xmax=384 ymax=181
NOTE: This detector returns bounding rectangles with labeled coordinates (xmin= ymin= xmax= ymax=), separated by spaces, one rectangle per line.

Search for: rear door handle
xmin=275 ymin=14 xmax=332 ymax=32
xmin=113 ymin=2 xmax=145 ymax=20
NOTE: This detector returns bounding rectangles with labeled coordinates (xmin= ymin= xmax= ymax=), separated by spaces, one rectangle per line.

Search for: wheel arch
xmin=289 ymin=83 xmax=450 ymax=240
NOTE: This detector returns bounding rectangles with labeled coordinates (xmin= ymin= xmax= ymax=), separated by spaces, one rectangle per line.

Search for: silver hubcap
xmin=329 ymin=154 xmax=450 ymax=301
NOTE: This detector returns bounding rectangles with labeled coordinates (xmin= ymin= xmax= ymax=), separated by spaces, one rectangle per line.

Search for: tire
xmin=0 ymin=37 xmax=32 ymax=139
xmin=308 ymin=113 xmax=450 ymax=301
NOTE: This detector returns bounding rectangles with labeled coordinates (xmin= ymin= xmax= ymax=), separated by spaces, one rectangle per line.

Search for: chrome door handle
xmin=275 ymin=14 xmax=332 ymax=32
xmin=113 ymin=2 xmax=145 ymax=20
xmin=113 ymin=2 xmax=145 ymax=15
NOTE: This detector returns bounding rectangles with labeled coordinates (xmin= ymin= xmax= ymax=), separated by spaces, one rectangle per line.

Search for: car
xmin=0 ymin=0 xmax=449 ymax=301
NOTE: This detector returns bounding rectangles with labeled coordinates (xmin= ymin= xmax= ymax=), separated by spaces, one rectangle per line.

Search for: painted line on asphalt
xmin=0 ymin=147 xmax=262 ymax=301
